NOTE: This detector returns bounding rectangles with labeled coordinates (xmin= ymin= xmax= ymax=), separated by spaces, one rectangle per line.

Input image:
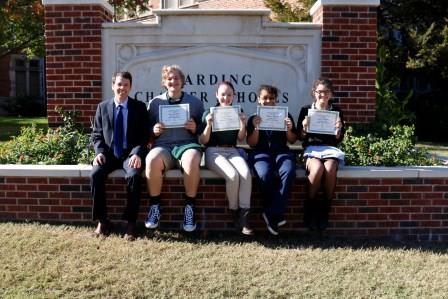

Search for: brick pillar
xmin=311 ymin=0 xmax=380 ymax=123
xmin=43 ymin=0 xmax=113 ymax=127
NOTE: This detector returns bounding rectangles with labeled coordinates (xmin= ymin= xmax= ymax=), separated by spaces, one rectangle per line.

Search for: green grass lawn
xmin=0 ymin=116 xmax=47 ymax=142
xmin=416 ymin=141 xmax=448 ymax=159
xmin=1 ymin=222 xmax=448 ymax=298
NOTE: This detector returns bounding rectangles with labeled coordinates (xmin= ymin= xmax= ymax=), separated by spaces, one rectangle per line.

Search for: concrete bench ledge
xmin=1 ymin=164 xmax=448 ymax=178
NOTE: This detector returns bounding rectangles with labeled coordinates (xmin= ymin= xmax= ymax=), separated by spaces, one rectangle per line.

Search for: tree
xmin=379 ymin=0 xmax=448 ymax=141
xmin=0 ymin=0 xmax=150 ymax=59
xmin=110 ymin=0 xmax=150 ymax=21
xmin=379 ymin=0 xmax=448 ymax=81
xmin=0 ymin=0 xmax=45 ymax=58
xmin=263 ymin=0 xmax=315 ymax=22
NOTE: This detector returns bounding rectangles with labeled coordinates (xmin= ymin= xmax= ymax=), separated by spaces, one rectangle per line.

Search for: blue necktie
xmin=114 ymin=105 xmax=124 ymax=158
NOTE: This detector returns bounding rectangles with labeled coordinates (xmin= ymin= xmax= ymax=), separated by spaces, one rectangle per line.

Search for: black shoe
xmin=303 ymin=199 xmax=318 ymax=231
xmin=277 ymin=217 xmax=287 ymax=227
xmin=317 ymin=199 xmax=332 ymax=231
xmin=124 ymin=221 xmax=137 ymax=241
xmin=239 ymin=208 xmax=254 ymax=236
xmin=262 ymin=212 xmax=278 ymax=236
xmin=91 ymin=220 xmax=112 ymax=237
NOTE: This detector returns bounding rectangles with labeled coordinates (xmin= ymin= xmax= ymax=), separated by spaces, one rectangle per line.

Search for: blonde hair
xmin=161 ymin=64 xmax=186 ymax=88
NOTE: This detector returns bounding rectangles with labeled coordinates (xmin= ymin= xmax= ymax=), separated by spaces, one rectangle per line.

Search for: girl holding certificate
xmin=297 ymin=78 xmax=345 ymax=233
xmin=199 ymin=81 xmax=253 ymax=236
xmin=247 ymin=85 xmax=298 ymax=236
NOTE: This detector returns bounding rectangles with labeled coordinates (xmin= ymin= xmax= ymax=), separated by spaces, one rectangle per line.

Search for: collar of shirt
xmin=114 ymin=97 xmax=129 ymax=109
xmin=312 ymin=102 xmax=332 ymax=110
xmin=167 ymin=92 xmax=184 ymax=104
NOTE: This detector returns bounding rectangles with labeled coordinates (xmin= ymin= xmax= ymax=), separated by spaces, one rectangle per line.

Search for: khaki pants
xmin=205 ymin=147 xmax=252 ymax=210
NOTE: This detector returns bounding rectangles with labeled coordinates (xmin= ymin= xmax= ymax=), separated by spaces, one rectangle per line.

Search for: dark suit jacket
xmin=92 ymin=97 xmax=150 ymax=160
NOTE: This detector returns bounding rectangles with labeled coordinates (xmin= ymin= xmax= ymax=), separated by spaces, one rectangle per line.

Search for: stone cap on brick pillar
xmin=42 ymin=0 xmax=114 ymax=13
xmin=310 ymin=0 xmax=380 ymax=17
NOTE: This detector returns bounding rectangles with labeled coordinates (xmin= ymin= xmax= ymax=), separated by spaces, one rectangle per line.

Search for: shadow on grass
xmin=4 ymin=220 xmax=447 ymax=254
xmin=143 ymin=229 xmax=448 ymax=254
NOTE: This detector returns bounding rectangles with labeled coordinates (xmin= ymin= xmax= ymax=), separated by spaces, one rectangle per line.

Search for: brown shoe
xmin=91 ymin=221 xmax=111 ymax=237
xmin=124 ymin=222 xmax=137 ymax=241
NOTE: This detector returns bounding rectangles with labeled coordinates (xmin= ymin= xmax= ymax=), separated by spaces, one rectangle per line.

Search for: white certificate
xmin=307 ymin=109 xmax=339 ymax=135
xmin=210 ymin=105 xmax=241 ymax=132
xmin=257 ymin=106 xmax=288 ymax=131
xmin=159 ymin=104 xmax=190 ymax=128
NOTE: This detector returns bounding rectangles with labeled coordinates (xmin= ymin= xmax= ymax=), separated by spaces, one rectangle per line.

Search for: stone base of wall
xmin=1 ymin=165 xmax=448 ymax=241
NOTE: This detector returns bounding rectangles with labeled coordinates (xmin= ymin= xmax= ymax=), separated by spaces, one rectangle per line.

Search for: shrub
xmin=0 ymin=108 xmax=93 ymax=165
xmin=340 ymin=124 xmax=443 ymax=166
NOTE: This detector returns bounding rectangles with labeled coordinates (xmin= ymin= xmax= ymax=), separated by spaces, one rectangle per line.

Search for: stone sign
xmin=102 ymin=9 xmax=321 ymax=120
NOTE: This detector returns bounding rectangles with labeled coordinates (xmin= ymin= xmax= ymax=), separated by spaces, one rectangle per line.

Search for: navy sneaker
xmin=183 ymin=204 xmax=196 ymax=232
xmin=262 ymin=212 xmax=279 ymax=236
xmin=144 ymin=204 xmax=160 ymax=229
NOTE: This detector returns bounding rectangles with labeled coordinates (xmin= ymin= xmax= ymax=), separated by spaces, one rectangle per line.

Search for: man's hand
xmin=153 ymin=122 xmax=165 ymax=137
xmin=185 ymin=118 xmax=197 ymax=134
xmin=285 ymin=117 xmax=293 ymax=131
xmin=93 ymin=153 xmax=106 ymax=166
xmin=128 ymin=154 xmax=142 ymax=169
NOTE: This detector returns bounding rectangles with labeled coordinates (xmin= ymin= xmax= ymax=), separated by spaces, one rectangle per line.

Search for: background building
xmin=0 ymin=53 xmax=45 ymax=116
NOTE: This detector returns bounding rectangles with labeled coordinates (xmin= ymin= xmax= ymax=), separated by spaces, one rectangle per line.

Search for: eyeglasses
xmin=313 ymin=89 xmax=331 ymax=96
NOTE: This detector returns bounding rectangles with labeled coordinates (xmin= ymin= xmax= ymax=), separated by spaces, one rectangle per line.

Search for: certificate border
xmin=256 ymin=106 xmax=288 ymax=131
xmin=159 ymin=104 xmax=190 ymax=128
xmin=210 ymin=105 xmax=241 ymax=132
xmin=307 ymin=109 xmax=339 ymax=135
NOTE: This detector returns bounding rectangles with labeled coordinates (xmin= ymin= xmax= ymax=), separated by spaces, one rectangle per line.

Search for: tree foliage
xmin=0 ymin=0 xmax=150 ymax=59
xmin=379 ymin=0 xmax=448 ymax=141
xmin=379 ymin=0 xmax=448 ymax=80
xmin=0 ymin=0 xmax=45 ymax=58
xmin=263 ymin=0 xmax=315 ymax=22
xmin=375 ymin=45 xmax=415 ymax=128
xmin=109 ymin=0 xmax=150 ymax=21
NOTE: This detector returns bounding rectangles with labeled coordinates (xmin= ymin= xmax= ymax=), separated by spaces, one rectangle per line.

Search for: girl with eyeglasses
xmin=297 ymin=78 xmax=345 ymax=234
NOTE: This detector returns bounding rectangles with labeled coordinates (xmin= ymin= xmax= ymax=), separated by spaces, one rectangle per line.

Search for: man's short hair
xmin=112 ymin=71 xmax=133 ymax=86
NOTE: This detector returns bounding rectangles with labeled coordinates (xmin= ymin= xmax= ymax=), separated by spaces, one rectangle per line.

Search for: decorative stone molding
xmin=102 ymin=9 xmax=321 ymax=121
xmin=42 ymin=0 xmax=114 ymax=13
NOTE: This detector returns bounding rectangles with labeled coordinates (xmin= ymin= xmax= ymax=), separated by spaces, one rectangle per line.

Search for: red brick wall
xmin=44 ymin=4 xmax=113 ymax=127
xmin=1 ymin=171 xmax=447 ymax=241
xmin=312 ymin=4 xmax=377 ymax=123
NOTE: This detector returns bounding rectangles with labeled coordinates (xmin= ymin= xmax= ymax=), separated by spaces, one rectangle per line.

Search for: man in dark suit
xmin=90 ymin=71 xmax=150 ymax=241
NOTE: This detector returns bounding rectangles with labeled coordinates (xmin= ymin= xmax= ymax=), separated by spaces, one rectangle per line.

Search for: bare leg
xmin=180 ymin=149 xmax=202 ymax=197
xmin=323 ymin=159 xmax=339 ymax=200
xmin=145 ymin=151 xmax=165 ymax=196
xmin=306 ymin=158 xmax=325 ymax=199
xmin=303 ymin=158 xmax=325 ymax=230
xmin=317 ymin=159 xmax=339 ymax=231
